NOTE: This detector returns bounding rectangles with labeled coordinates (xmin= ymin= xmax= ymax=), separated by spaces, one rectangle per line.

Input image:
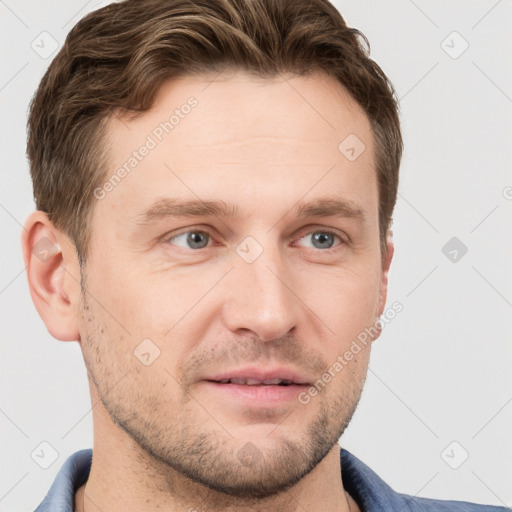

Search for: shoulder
xmin=397 ymin=493 xmax=510 ymax=511
xmin=340 ymin=448 xmax=510 ymax=512
xmin=34 ymin=449 xmax=92 ymax=512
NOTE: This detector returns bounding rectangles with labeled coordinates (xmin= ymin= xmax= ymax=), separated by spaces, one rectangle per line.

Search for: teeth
xmin=230 ymin=378 xmax=262 ymax=385
xmin=262 ymin=378 xmax=283 ymax=385
xmin=229 ymin=378 xmax=247 ymax=385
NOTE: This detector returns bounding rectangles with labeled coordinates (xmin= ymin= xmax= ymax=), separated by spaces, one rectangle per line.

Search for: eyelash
xmin=164 ymin=227 xmax=348 ymax=253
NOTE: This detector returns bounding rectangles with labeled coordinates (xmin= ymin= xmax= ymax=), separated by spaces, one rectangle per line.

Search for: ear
xmin=369 ymin=229 xmax=394 ymax=342
xmin=377 ymin=229 xmax=394 ymax=318
xmin=21 ymin=211 xmax=82 ymax=342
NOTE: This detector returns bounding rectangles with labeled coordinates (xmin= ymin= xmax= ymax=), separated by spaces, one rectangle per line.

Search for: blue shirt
xmin=34 ymin=448 xmax=509 ymax=511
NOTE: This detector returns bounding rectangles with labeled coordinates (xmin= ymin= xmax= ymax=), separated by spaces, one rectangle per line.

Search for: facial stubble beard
xmin=78 ymin=273 xmax=368 ymax=502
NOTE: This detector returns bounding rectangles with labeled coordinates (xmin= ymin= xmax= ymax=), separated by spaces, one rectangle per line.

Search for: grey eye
xmin=312 ymin=232 xmax=335 ymax=249
xmin=169 ymin=231 xmax=210 ymax=249
xmin=300 ymin=231 xmax=338 ymax=249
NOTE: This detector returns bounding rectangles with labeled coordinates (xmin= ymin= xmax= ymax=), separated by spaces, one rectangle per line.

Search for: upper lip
xmin=203 ymin=367 xmax=312 ymax=385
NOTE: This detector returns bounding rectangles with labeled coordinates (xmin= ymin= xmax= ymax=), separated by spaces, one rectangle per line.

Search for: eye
xmin=296 ymin=230 xmax=343 ymax=250
xmin=167 ymin=230 xmax=211 ymax=250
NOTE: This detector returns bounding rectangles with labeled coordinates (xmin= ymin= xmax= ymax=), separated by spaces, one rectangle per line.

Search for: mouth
xmin=209 ymin=377 xmax=296 ymax=386
xmin=200 ymin=368 xmax=311 ymax=407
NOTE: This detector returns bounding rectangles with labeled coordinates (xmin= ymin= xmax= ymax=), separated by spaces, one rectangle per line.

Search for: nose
xmin=221 ymin=242 xmax=299 ymax=342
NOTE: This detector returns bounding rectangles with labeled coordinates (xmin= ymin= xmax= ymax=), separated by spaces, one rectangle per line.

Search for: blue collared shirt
xmin=34 ymin=448 xmax=510 ymax=511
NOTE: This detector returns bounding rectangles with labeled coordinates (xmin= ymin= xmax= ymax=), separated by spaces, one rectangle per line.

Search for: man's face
xmin=78 ymin=71 xmax=389 ymax=497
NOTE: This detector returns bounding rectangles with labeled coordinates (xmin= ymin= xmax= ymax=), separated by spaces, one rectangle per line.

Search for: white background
xmin=1 ymin=0 xmax=511 ymax=510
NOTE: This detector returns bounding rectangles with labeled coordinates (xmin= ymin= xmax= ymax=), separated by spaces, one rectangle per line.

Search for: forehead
xmin=113 ymin=70 xmax=371 ymax=150
xmin=98 ymin=70 xmax=376 ymax=226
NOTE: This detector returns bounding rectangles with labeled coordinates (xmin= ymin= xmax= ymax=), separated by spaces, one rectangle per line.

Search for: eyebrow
xmin=136 ymin=196 xmax=367 ymax=225
xmin=296 ymin=197 xmax=367 ymax=220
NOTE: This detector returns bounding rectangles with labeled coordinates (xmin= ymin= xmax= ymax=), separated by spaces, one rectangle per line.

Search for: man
xmin=21 ymin=0 xmax=508 ymax=511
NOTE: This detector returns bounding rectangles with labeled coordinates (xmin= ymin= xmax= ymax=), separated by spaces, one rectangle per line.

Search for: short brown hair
xmin=27 ymin=0 xmax=402 ymax=267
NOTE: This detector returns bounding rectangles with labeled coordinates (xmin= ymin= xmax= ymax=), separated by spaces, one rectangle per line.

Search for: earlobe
xmin=21 ymin=211 xmax=81 ymax=342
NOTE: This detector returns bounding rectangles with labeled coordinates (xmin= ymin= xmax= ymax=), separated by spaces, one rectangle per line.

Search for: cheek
xmin=78 ymin=294 xmax=179 ymax=402
xmin=303 ymin=264 xmax=381 ymax=335
xmin=87 ymin=257 xmax=188 ymax=335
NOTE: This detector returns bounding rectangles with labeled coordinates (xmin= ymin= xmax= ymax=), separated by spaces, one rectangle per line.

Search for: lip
xmin=204 ymin=367 xmax=312 ymax=385
xmin=202 ymin=380 xmax=308 ymax=406
xmin=199 ymin=366 xmax=312 ymax=407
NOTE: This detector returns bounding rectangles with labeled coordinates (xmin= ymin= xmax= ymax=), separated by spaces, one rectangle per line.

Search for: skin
xmin=23 ymin=70 xmax=393 ymax=512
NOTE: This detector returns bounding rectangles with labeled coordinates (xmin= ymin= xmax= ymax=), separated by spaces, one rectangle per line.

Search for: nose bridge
xmin=223 ymin=235 xmax=298 ymax=340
